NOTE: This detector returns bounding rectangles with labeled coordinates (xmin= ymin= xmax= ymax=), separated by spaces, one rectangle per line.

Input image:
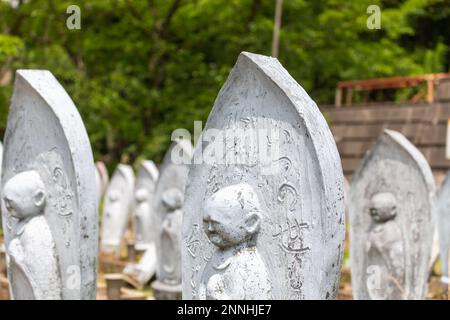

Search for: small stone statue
xmin=134 ymin=188 xmax=151 ymax=247
xmin=365 ymin=192 xmax=405 ymax=300
xmin=159 ymin=188 xmax=183 ymax=284
xmin=152 ymin=188 xmax=183 ymax=299
xmin=349 ymin=130 xmax=434 ymax=300
xmin=3 ymin=170 xmax=61 ymax=299
xmin=2 ymin=70 xmax=98 ymax=299
xmin=199 ymin=183 xmax=271 ymax=300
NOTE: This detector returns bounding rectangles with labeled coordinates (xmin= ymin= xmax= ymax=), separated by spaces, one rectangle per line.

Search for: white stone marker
xmin=123 ymin=160 xmax=159 ymax=288
xmin=95 ymin=161 xmax=109 ymax=201
xmin=437 ymin=171 xmax=450 ymax=285
xmin=133 ymin=160 xmax=159 ymax=250
xmin=1 ymin=70 xmax=98 ymax=299
xmin=152 ymin=139 xmax=193 ymax=300
xmin=182 ymin=52 xmax=345 ymax=300
xmin=349 ymin=129 xmax=435 ymax=300
xmin=100 ymin=164 xmax=134 ymax=254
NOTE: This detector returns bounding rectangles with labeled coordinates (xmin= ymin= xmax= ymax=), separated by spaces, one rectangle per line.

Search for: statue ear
xmin=33 ymin=189 xmax=46 ymax=207
xmin=245 ymin=212 xmax=261 ymax=235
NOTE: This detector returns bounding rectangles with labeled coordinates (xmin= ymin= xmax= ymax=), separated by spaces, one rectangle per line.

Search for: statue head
xmin=2 ymin=170 xmax=47 ymax=220
xmin=203 ymin=183 xmax=262 ymax=249
xmin=369 ymin=192 xmax=397 ymax=223
xmin=108 ymin=190 xmax=120 ymax=202
xmin=162 ymin=188 xmax=183 ymax=211
xmin=135 ymin=188 xmax=149 ymax=203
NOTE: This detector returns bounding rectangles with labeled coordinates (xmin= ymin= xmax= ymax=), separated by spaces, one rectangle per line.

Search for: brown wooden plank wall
xmin=321 ymin=102 xmax=450 ymax=185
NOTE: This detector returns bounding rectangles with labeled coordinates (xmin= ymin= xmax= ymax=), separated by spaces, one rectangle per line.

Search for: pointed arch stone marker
xmin=436 ymin=171 xmax=450 ymax=285
xmin=182 ymin=52 xmax=345 ymax=300
xmin=1 ymin=70 xmax=98 ymax=299
xmin=100 ymin=164 xmax=134 ymax=255
xmin=349 ymin=129 xmax=435 ymax=300
xmin=152 ymin=140 xmax=193 ymax=300
xmin=133 ymin=160 xmax=159 ymax=251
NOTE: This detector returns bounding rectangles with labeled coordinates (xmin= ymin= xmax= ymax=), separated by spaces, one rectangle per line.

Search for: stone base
xmin=151 ymin=280 xmax=181 ymax=300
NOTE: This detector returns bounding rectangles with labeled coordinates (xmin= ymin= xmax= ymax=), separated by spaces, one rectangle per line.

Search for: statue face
xmin=369 ymin=192 xmax=397 ymax=223
xmin=2 ymin=170 xmax=46 ymax=220
xmin=203 ymin=183 xmax=261 ymax=249
xmin=135 ymin=188 xmax=148 ymax=203
xmin=108 ymin=190 xmax=120 ymax=202
xmin=162 ymin=188 xmax=183 ymax=211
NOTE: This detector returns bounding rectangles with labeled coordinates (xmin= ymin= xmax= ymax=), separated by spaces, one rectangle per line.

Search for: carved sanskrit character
xmin=2 ymin=170 xmax=61 ymax=299
xmin=159 ymin=188 xmax=183 ymax=285
xmin=365 ymin=192 xmax=405 ymax=299
xmin=199 ymin=183 xmax=272 ymax=300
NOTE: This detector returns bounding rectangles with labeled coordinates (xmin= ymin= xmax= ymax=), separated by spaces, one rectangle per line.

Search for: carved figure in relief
xmin=365 ymin=192 xmax=405 ymax=299
xmin=199 ymin=183 xmax=272 ymax=300
xmin=134 ymin=188 xmax=151 ymax=246
xmin=102 ymin=189 xmax=122 ymax=248
xmin=2 ymin=170 xmax=62 ymax=299
xmin=159 ymin=188 xmax=183 ymax=285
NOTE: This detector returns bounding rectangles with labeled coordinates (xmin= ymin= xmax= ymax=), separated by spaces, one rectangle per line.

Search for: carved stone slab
xmin=437 ymin=170 xmax=450 ymax=284
xmin=100 ymin=164 xmax=134 ymax=254
xmin=182 ymin=52 xmax=345 ymax=300
xmin=123 ymin=245 xmax=157 ymax=289
xmin=95 ymin=161 xmax=109 ymax=201
xmin=349 ymin=129 xmax=435 ymax=300
xmin=133 ymin=160 xmax=159 ymax=250
xmin=1 ymin=70 xmax=98 ymax=299
xmin=152 ymin=140 xmax=193 ymax=299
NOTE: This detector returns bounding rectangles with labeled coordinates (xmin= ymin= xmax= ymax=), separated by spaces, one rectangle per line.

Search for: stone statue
xmin=349 ymin=129 xmax=435 ymax=300
xmin=95 ymin=161 xmax=109 ymax=201
xmin=1 ymin=70 xmax=98 ymax=299
xmin=198 ymin=183 xmax=271 ymax=300
xmin=182 ymin=52 xmax=344 ymax=300
xmin=100 ymin=164 xmax=134 ymax=255
xmin=436 ymin=170 xmax=450 ymax=285
xmin=124 ymin=161 xmax=160 ymax=288
xmin=152 ymin=140 xmax=192 ymax=300
xmin=365 ymin=192 xmax=405 ymax=299
xmin=158 ymin=188 xmax=183 ymax=285
xmin=133 ymin=160 xmax=159 ymax=251
xmin=123 ymin=245 xmax=157 ymax=289
xmin=3 ymin=170 xmax=61 ymax=299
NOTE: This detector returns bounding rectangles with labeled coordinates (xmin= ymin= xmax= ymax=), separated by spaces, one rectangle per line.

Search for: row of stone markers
xmin=0 ymin=52 xmax=449 ymax=300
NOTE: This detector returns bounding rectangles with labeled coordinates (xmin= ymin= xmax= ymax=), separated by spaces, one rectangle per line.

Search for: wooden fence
xmin=321 ymin=102 xmax=450 ymax=185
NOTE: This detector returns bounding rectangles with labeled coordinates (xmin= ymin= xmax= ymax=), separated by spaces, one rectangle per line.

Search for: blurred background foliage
xmin=0 ymin=0 xmax=449 ymax=168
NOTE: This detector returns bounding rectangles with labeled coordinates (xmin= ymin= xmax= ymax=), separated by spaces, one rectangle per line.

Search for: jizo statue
xmin=152 ymin=140 xmax=193 ymax=300
xmin=199 ymin=183 xmax=271 ymax=299
xmin=1 ymin=70 xmax=98 ymax=300
xmin=349 ymin=129 xmax=435 ymax=300
xmin=182 ymin=52 xmax=345 ymax=300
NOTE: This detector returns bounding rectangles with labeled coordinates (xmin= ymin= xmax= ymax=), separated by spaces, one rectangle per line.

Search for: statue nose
xmin=208 ymin=221 xmax=214 ymax=232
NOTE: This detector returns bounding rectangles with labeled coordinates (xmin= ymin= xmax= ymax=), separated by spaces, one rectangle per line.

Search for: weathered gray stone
xmin=100 ymin=164 xmax=134 ymax=254
xmin=152 ymin=140 xmax=193 ymax=300
xmin=349 ymin=129 xmax=435 ymax=300
xmin=133 ymin=160 xmax=159 ymax=250
xmin=1 ymin=70 xmax=98 ymax=299
xmin=123 ymin=245 xmax=157 ymax=289
xmin=123 ymin=160 xmax=159 ymax=289
xmin=95 ymin=161 xmax=109 ymax=201
xmin=437 ymin=170 xmax=450 ymax=284
xmin=182 ymin=52 xmax=345 ymax=300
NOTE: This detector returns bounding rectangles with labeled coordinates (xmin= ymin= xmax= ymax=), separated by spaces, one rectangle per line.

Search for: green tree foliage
xmin=0 ymin=0 xmax=449 ymax=167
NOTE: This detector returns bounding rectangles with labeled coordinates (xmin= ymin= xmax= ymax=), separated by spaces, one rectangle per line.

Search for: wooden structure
xmin=335 ymin=73 xmax=450 ymax=107
xmin=323 ymin=100 xmax=450 ymax=185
